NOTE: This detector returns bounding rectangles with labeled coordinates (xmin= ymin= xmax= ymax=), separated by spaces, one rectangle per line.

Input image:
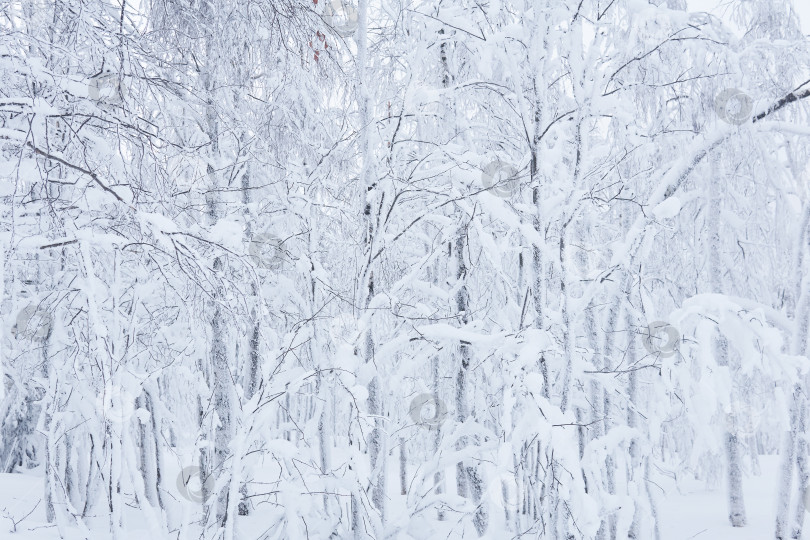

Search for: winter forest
xmin=2 ymin=0 xmax=810 ymax=538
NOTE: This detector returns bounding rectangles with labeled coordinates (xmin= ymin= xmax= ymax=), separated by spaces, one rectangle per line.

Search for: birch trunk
xmin=776 ymin=386 xmax=800 ymax=539
xmin=201 ymin=5 xmax=233 ymax=523
xmin=355 ymin=0 xmax=384 ymax=531
xmin=788 ymin=206 xmax=810 ymax=538
xmin=708 ymin=156 xmax=746 ymax=527
xmin=790 ymin=399 xmax=808 ymax=539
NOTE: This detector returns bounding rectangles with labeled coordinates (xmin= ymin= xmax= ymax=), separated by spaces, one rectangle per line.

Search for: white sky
xmin=798 ymin=2 xmax=810 ymax=35
xmin=687 ymin=0 xmax=810 ymax=36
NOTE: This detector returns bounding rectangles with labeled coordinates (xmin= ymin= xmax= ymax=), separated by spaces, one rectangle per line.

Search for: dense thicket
xmin=1 ymin=0 xmax=809 ymax=538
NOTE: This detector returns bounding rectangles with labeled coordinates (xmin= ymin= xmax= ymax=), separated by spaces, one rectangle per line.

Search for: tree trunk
xmin=709 ymin=156 xmax=746 ymax=527
xmin=776 ymin=386 xmax=800 ymax=539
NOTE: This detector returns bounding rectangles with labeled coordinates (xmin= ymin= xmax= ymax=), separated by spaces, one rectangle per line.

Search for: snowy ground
xmin=0 ymin=456 xmax=801 ymax=539
xmin=658 ymin=455 xmax=799 ymax=540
